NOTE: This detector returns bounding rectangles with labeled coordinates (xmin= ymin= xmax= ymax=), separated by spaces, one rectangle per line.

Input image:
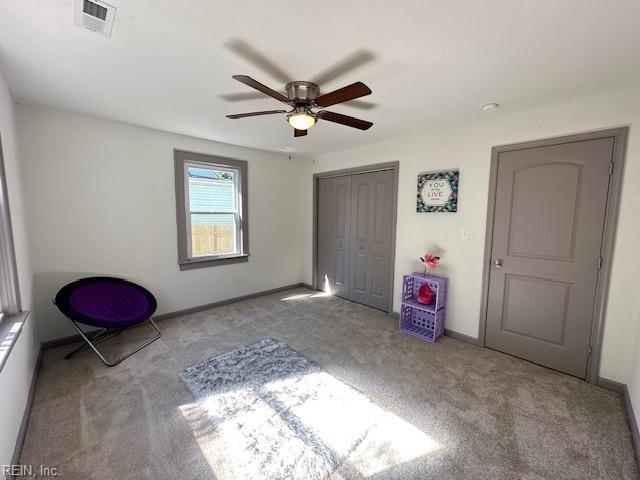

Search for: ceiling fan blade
xmin=232 ymin=75 xmax=290 ymax=103
xmin=294 ymin=129 xmax=307 ymax=137
xmin=226 ymin=110 xmax=287 ymax=119
xmin=318 ymin=111 xmax=373 ymax=130
xmin=310 ymin=50 xmax=375 ymax=86
xmin=225 ymin=40 xmax=292 ymax=84
xmin=220 ymin=91 xmax=285 ymax=102
xmin=315 ymin=82 xmax=372 ymax=108
xmin=342 ymin=99 xmax=377 ymax=110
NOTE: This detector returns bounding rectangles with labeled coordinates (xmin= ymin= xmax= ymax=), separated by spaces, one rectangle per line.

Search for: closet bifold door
xmin=316 ymin=175 xmax=352 ymax=298
xmin=348 ymin=170 xmax=394 ymax=311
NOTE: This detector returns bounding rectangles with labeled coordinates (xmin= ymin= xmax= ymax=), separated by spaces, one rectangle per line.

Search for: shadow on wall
xmin=32 ymin=271 xmax=162 ymax=342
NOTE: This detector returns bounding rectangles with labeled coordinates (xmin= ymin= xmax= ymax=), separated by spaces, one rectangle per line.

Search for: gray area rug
xmin=180 ymin=338 xmax=433 ymax=480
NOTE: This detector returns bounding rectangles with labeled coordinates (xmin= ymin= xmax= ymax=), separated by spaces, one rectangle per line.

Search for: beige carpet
xmin=19 ymin=288 xmax=638 ymax=479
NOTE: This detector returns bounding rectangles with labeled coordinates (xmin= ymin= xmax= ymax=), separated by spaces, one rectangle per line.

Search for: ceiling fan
xmin=226 ymin=75 xmax=373 ymax=137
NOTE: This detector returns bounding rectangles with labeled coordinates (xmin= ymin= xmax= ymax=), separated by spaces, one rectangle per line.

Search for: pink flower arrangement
xmin=419 ymin=251 xmax=440 ymax=270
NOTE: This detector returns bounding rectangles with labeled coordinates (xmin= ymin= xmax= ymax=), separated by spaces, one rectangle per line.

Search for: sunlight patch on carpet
xmin=179 ymin=338 xmax=442 ymax=480
xmin=280 ymin=292 xmax=332 ymax=301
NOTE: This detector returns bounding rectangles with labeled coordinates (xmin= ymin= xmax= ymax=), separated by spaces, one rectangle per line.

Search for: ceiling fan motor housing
xmin=286 ymin=81 xmax=320 ymax=103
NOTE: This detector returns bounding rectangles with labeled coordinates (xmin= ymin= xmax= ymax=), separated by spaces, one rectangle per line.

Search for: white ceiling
xmin=1 ymin=0 xmax=640 ymax=155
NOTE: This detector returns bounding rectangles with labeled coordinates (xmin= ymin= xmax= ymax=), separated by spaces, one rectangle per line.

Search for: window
xmin=174 ymin=150 xmax=248 ymax=270
xmin=0 ymin=133 xmax=26 ymax=371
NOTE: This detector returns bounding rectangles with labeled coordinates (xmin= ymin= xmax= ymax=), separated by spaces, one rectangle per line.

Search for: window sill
xmin=179 ymin=253 xmax=249 ymax=271
xmin=0 ymin=311 xmax=30 ymax=373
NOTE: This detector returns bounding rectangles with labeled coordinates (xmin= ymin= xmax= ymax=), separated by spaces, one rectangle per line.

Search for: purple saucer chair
xmin=54 ymin=277 xmax=161 ymax=367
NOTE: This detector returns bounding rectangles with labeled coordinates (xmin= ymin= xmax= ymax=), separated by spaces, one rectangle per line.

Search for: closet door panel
xmin=348 ymin=170 xmax=394 ymax=310
xmin=317 ymin=176 xmax=351 ymax=298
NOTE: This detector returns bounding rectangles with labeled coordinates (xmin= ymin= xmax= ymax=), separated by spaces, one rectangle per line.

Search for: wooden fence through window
xmin=191 ymin=225 xmax=235 ymax=256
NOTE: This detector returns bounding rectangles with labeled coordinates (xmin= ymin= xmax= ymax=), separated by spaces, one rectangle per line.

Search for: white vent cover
xmin=74 ymin=0 xmax=116 ymax=38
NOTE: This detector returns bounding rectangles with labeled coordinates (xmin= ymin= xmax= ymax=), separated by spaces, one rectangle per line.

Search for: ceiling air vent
xmin=74 ymin=0 xmax=116 ymax=38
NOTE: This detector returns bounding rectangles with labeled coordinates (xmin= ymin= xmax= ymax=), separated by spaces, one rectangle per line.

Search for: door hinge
xmin=597 ymin=256 xmax=603 ymax=270
xmin=588 ymin=345 xmax=592 ymax=357
xmin=609 ymin=161 xmax=614 ymax=176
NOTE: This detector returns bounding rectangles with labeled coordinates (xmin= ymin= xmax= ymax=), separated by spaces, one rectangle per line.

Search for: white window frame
xmin=0 ymin=132 xmax=28 ymax=372
xmin=183 ymin=161 xmax=242 ymax=260
xmin=174 ymin=150 xmax=249 ymax=270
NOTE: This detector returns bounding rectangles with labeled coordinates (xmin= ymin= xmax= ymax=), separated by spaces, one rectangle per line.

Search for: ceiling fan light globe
xmin=288 ymin=113 xmax=316 ymax=130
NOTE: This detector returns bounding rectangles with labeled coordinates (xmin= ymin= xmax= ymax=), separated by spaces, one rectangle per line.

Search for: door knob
xmin=494 ymin=258 xmax=503 ymax=268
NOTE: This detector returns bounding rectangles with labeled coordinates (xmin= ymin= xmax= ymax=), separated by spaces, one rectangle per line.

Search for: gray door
xmin=348 ymin=170 xmax=394 ymax=311
xmin=317 ymin=176 xmax=352 ymax=298
xmin=485 ymin=137 xmax=613 ymax=378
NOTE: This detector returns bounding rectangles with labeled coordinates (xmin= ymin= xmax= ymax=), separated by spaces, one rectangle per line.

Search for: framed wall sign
xmin=417 ymin=169 xmax=459 ymax=213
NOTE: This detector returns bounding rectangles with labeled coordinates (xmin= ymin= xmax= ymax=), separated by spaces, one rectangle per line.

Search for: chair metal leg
xmin=66 ymin=318 xmax=161 ymax=367
xmin=64 ymin=328 xmax=124 ymax=360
